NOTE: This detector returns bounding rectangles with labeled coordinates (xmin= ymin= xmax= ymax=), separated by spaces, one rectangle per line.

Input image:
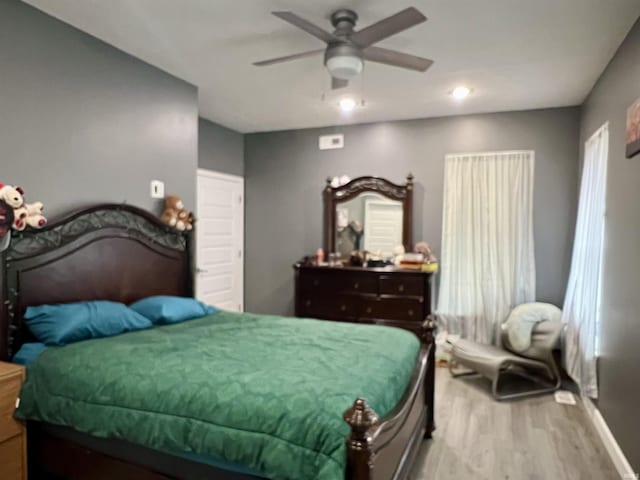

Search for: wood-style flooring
xmin=411 ymin=368 xmax=618 ymax=480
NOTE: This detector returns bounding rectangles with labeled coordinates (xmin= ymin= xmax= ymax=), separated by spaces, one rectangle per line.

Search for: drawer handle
xmin=398 ymin=284 xmax=405 ymax=292
xmin=366 ymin=307 xmax=372 ymax=314
xmin=313 ymin=280 xmax=319 ymax=287
xmin=340 ymin=305 xmax=347 ymax=312
xmin=353 ymin=282 xmax=359 ymax=289
xmin=305 ymin=300 xmax=311 ymax=307
xmin=408 ymin=309 xmax=414 ymax=316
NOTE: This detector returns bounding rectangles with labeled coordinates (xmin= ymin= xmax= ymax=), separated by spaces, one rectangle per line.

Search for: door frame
xmin=196 ymin=168 xmax=244 ymax=311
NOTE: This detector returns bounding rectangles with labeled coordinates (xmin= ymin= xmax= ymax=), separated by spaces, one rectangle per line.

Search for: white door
xmin=196 ymin=169 xmax=244 ymax=311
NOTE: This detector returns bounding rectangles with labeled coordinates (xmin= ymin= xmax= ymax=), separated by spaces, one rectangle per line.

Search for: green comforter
xmin=16 ymin=311 xmax=420 ymax=479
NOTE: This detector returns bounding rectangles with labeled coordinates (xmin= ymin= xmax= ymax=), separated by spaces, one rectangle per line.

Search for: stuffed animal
xmin=0 ymin=184 xmax=25 ymax=209
xmin=160 ymin=195 xmax=193 ymax=231
xmin=176 ymin=208 xmax=193 ymax=231
xmin=0 ymin=183 xmax=26 ymax=229
xmin=0 ymin=184 xmax=46 ymax=231
xmin=415 ymin=241 xmax=437 ymax=264
xmin=12 ymin=206 xmax=28 ymax=231
xmin=24 ymin=201 xmax=47 ymax=229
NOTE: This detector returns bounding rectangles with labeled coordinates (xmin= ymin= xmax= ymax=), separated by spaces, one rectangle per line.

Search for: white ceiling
xmin=24 ymin=0 xmax=640 ymax=133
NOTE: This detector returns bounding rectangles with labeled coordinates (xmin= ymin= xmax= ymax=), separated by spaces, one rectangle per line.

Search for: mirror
xmin=335 ymin=193 xmax=404 ymax=258
xmin=323 ymin=174 xmax=413 ymax=259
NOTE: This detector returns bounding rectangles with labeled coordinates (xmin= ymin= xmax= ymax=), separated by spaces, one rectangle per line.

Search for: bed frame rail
xmin=344 ymin=346 xmax=430 ymax=480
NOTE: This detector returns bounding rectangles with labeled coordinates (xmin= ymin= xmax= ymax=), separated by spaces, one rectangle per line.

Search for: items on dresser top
xmin=0 ymin=362 xmax=27 ymax=480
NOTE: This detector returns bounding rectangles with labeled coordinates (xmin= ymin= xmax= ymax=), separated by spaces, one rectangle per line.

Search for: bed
xmin=0 ymin=204 xmax=434 ymax=480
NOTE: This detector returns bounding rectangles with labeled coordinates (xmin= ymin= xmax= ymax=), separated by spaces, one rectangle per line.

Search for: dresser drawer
xmin=379 ymin=275 xmax=424 ymax=297
xmin=299 ymin=295 xmax=358 ymax=320
xmin=342 ymin=274 xmax=377 ymax=294
xmin=360 ymin=297 xmax=424 ymax=322
xmin=0 ymin=375 xmax=22 ymax=443
xmin=299 ymin=272 xmax=377 ymax=294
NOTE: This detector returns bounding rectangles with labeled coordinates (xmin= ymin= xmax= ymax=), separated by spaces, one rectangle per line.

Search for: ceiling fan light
xmin=326 ymin=55 xmax=363 ymax=80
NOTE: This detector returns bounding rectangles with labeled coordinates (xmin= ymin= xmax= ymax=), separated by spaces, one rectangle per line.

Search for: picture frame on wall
xmin=626 ymin=97 xmax=640 ymax=158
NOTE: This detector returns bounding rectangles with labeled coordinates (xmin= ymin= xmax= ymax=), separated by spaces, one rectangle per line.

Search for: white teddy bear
xmin=24 ymin=202 xmax=47 ymax=228
xmin=0 ymin=184 xmax=46 ymax=230
xmin=0 ymin=184 xmax=27 ymax=230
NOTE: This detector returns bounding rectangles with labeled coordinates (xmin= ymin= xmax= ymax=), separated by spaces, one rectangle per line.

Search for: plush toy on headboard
xmin=0 ymin=184 xmax=24 ymax=208
xmin=0 ymin=184 xmax=47 ymax=231
xmin=24 ymin=201 xmax=47 ymax=229
xmin=160 ymin=195 xmax=193 ymax=231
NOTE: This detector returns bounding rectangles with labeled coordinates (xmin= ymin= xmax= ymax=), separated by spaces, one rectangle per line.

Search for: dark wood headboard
xmin=0 ymin=204 xmax=194 ymax=360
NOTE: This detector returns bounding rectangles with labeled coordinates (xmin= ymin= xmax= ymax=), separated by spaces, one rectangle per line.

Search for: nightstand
xmin=0 ymin=362 xmax=27 ymax=480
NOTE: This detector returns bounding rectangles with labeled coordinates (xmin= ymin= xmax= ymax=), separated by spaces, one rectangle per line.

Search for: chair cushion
xmin=503 ymin=302 xmax=562 ymax=353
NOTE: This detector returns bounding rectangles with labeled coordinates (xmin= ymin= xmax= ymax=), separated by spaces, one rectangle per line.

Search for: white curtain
xmin=562 ymin=123 xmax=609 ymax=399
xmin=437 ymin=151 xmax=536 ymax=344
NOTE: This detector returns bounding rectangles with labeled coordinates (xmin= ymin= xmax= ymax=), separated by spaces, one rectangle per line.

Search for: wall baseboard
xmin=582 ymin=395 xmax=637 ymax=478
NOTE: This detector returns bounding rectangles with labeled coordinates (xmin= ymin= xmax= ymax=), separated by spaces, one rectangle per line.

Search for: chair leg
xmin=492 ymin=362 xmax=562 ymax=401
xmin=449 ymin=358 xmax=478 ymax=378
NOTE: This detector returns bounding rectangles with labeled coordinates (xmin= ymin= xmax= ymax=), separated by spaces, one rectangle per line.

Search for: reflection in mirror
xmin=335 ymin=192 xmax=403 ymax=258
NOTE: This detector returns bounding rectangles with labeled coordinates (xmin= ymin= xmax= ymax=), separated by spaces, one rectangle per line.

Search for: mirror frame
xmin=323 ymin=174 xmax=414 ymax=255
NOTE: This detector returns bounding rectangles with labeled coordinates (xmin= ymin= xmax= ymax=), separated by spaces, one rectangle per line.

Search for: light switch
xmin=150 ymin=180 xmax=165 ymax=199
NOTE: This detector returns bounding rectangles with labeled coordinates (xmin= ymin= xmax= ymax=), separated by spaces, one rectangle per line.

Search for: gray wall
xmin=0 ymin=0 xmax=198 ymax=218
xmin=245 ymin=107 xmax=580 ymax=315
xmin=198 ymin=118 xmax=244 ymax=176
xmin=580 ymin=18 xmax=640 ymax=472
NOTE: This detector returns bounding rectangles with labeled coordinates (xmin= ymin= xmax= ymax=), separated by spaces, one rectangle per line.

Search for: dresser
xmin=0 ymin=362 xmax=27 ymax=480
xmin=294 ymin=265 xmax=434 ymax=341
xmin=294 ymin=264 xmax=436 ymax=435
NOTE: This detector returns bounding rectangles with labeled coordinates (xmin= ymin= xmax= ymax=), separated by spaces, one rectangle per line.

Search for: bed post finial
xmin=343 ymin=398 xmax=378 ymax=480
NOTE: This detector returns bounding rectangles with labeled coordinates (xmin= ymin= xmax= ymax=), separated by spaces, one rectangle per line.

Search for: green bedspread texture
xmin=16 ymin=311 xmax=421 ymax=480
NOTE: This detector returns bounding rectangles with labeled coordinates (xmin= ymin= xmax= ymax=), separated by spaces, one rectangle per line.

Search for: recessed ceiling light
xmin=451 ymin=86 xmax=471 ymax=100
xmin=339 ymin=97 xmax=357 ymax=112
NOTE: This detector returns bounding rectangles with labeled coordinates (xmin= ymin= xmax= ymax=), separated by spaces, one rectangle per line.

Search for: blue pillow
xmin=24 ymin=301 xmax=153 ymax=346
xmin=13 ymin=342 xmax=47 ymax=366
xmin=129 ymin=296 xmax=218 ymax=325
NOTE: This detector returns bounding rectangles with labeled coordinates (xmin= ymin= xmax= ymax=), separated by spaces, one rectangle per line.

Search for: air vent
xmin=319 ymin=134 xmax=344 ymax=150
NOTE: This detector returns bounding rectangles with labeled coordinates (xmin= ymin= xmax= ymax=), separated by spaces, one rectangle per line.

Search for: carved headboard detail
xmin=0 ymin=204 xmax=194 ymax=360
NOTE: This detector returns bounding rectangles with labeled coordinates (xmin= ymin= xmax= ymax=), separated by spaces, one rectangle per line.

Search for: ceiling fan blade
xmin=363 ymin=46 xmax=433 ymax=72
xmin=253 ymin=49 xmax=324 ymax=66
xmin=272 ymin=11 xmax=339 ymax=44
xmin=351 ymin=7 xmax=426 ymax=48
xmin=332 ymin=77 xmax=349 ymax=90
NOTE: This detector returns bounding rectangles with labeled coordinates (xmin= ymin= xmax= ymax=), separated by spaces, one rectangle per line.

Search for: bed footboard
xmin=344 ymin=346 xmax=430 ymax=480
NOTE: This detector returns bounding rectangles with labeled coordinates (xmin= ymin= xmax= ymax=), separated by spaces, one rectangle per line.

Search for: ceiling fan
xmin=253 ymin=7 xmax=433 ymax=90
